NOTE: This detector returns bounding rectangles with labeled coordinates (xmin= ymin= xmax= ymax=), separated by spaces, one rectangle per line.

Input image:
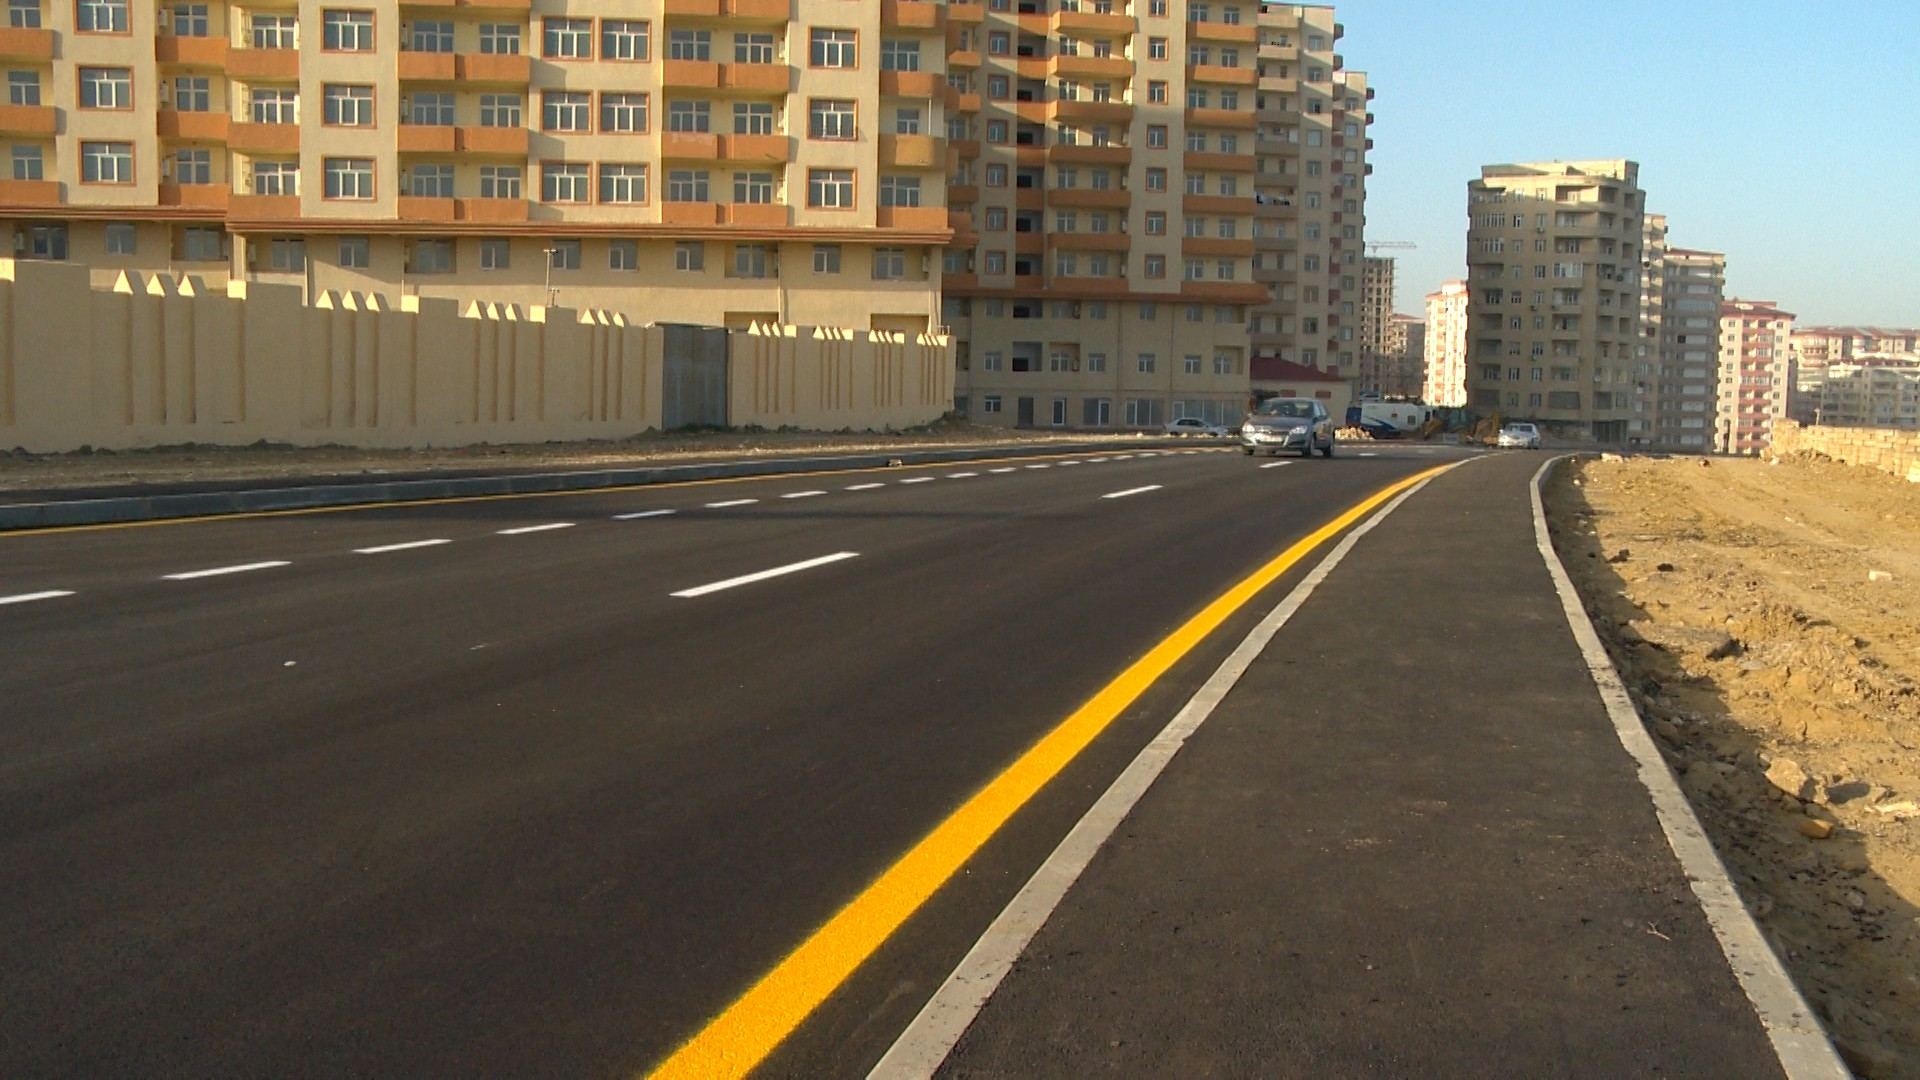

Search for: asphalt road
xmin=1 ymin=441 xmax=1474 ymax=1077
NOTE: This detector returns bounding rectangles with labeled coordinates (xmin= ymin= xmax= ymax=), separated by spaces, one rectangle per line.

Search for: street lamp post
xmin=541 ymin=247 xmax=558 ymax=308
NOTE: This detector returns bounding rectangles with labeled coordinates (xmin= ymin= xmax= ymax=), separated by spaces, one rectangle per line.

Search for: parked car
xmin=1241 ymin=398 xmax=1334 ymax=458
xmin=1165 ymin=417 xmax=1229 ymax=438
xmin=1497 ymin=422 xmax=1543 ymax=449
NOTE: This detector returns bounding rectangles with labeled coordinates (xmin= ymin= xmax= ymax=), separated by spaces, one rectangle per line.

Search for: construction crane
xmin=1365 ymin=240 xmax=1417 ymax=255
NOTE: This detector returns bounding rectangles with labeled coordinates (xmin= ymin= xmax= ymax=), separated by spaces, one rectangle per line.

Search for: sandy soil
xmin=0 ymin=422 xmax=1167 ymax=495
xmin=1547 ymin=452 xmax=1920 ymax=1078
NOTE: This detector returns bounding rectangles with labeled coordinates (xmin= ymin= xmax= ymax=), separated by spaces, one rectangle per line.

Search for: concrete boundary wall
xmin=0 ymin=258 xmax=953 ymax=452
xmin=1769 ymin=419 xmax=1920 ymax=483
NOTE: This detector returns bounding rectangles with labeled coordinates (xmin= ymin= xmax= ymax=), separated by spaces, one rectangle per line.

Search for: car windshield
xmin=1255 ymin=400 xmax=1314 ymax=419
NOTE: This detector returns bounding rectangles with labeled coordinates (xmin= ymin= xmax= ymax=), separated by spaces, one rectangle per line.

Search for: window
xmin=548 ymin=239 xmax=581 ymax=270
xmin=406 ymin=163 xmax=452 ymax=197
xmin=1148 ymin=37 xmax=1167 ymax=60
xmin=78 ymin=67 xmax=131 ymax=109
xmin=1144 ymin=255 xmax=1165 ymax=278
xmin=606 ymin=239 xmax=638 ymax=271
xmin=987 ymin=31 xmax=1008 ymax=55
xmin=674 ymin=241 xmax=704 ymax=271
xmin=250 ymin=13 xmax=295 ymax=49
xmin=542 ymin=162 xmax=589 ymax=202
xmin=809 ymin=99 xmax=855 ymax=140
xmin=1145 ymin=167 xmax=1167 ymax=192
xmin=667 ymin=99 xmax=710 ymax=133
xmin=1183 ymin=355 xmax=1202 ymax=375
xmin=9 ymin=0 xmax=42 ymax=28
xmin=477 ymin=238 xmax=510 ymax=270
xmin=407 ymin=92 xmax=454 ymax=126
xmin=600 ymin=163 xmax=648 ymax=204
xmin=338 ymin=236 xmax=369 ymax=268
xmin=732 ymin=243 xmax=774 ymax=278
xmin=180 ymin=227 xmax=222 ymax=262
xmin=544 ymin=17 xmax=592 ymax=58
xmin=1145 ymin=212 xmax=1166 ymax=236
xmin=407 ymin=20 xmax=452 ymax=52
xmin=812 ymin=245 xmax=841 ymax=273
xmin=323 ymin=84 xmax=374 ymax=127
xmin=1145 ymin=124 xmax=1167 ymax=149
xmin=1147 ymin=80 xmax=1167 ymax=104
xmin=6 ymin=70 xmax=37 ymax=106
xmin=104 ymin=222 xmax=136 ymax=254
xmin=80 ymin=141 xmax=133 ymax=183
xmin=322 ymin=10 xmax=373 ymax=51
xmin=810 ymin=28 xmax=856 ymax=68
xmin=878 ymin=175 xmax=921 ymax=207
xmin=732 ymin=169 xmax=774 ymax=203
xmin=479 ymin=24 xmax=521 ymax=55
xmin=668 ymin=28 xmax=710 ymax=60
xmin=252 ymin=160 xmax=298 ymax=195
xmin=173 ymin=75 xmax=210 ymax=112
xmin=600 ymin=92 xmax=648 ymax=133
xmin=477 ymin=94 xmax=521 ymax=129
xmin=171 ymin=147 xmax=211 ymax=184
xmin=250 ymin=87 xmax=297 ymax=124
xmin=982 ymin=395 xmax=1002 ymax=414
xmin=666 ymin=169 xmax=709 ymax=202
xmin=75 ymin=0 xmax=126 ymax=33
xmin=266 ymin=237 xmax=306 ymax=271
xmin=478 ymin=164 xmax=521 ymax=199
xmin=410 ymin=238 xmax=454 ymax=274
xmin=602 ymin=20 xmax=650 ymax=61
xmin=872 ymin=247 xmax=906 ymax=280
xmin=881 ymin=38 xmax=920 ymax=71
xmin=324 ymin=157 xmax=374 ymax=199
xmin=1137 ymin=353 xmax=1156 ymax=374
xmin=733 ymin=101 xmax=775 ymax=135
xmin=543 ymin=90 xmax=590 ymax=131
xmin=735 ymin=32 xmax=776 ymax=64
xmin=894 ymin=107 xmax=922 ymax=135
xmin=808 ymin=168 xmax=854 ymax=208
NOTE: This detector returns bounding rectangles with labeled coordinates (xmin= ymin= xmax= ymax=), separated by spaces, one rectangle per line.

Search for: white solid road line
xmin=0 ymin=590 xmax=75 ymax=606
xmin=899 ymin=477 xmax=936 ymax=484
xmin=1527 ymin=457 xmax=1849 ymax=1078
xmin=497 ymin=522 xmax=576 ymax=535
xmin=845 ymin=482 xmax=886 ymax=491
xmin=781 ymin=490 xmax=827 ymax=499
xmin=164 ymin=560 xmax=291 ymax=581
xmin=705 ymin=498 xmax=759 ymax=508
xmin=1259 ymin=461 xmax=1294 ymax=469
xmin=613 ymin=509 xmax=677 ymax=520
xmin=1101 ymin=485 xmax=1163 ymax=500
xmin=872 ymin=462 xmax=1472 ymax=1079
xmin=354 ymin=538 xmax=452 ymax=555
xmin=670 ymin=551 xmax=860 ymax=599
xmin=946 ymin=472 xmax=978 ymax=479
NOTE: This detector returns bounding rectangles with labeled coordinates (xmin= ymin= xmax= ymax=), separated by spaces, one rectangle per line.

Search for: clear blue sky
xmin=1349 ymin=0 xmax=1920 ymax=326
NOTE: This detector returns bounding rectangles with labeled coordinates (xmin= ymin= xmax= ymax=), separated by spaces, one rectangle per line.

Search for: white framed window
xmin=600 ymin=163 xmax=648 ymax=203
xmin=478 ymin=164 xmax=521 ymax=199
xmin=173 ymin=75 xmax=210 ymax=112
xmin=813 ymin=245 xmax=841 ymax=273
xmin=881 ymin=38 xmax=920 ymax=71
xmin=878 ymin=175 xmax=921 ymax=207
xmin=732 ymin=170 xmax=774 ymax=204
xmin=252 ymin=160 xmax=298 ymax=195
xmin=541 ymin=162 xmax=590 ymax=202
xmin=410 ymin=238 xmax=454 ymax=274
xmin=407 ymin=92 xmax=454 ymax=126
xmin=338 ymin=236 xmax=369 ymax=268
xmin=322 ymin=10 xmax=374 ymax=51
xmin=543 ymin=17 xmax=592 ymax=58
xmin=674 ymin=241 xmax=704 ymax=271
xmin=733 ymin=101 xmax=775 ymax=135
xmin=667 ymin=99 xmax=710 ymax=133
xmin=600 ymin=92 xmax=648 ymax=133
xmin=171 ymin=147 xmax=211 ymax=184
xmin=666 ymin=169 xmax=709 ymax=202
xmin=406 ymin=163 xmax=453 ymax=197
xmin=809 ymin=99 xmax=855 ymax=140
xmin=479 ymin=94 xmax=521 ymax=128
xmin=734 ymin=32 xmax=776 ymax=64
xmin=266 ymin=237 xmax=306 ymax=271
xmin=608 ymin=239 xmax=639 ymax=271
xmin=78 ymin=67 xmax=131 ymax=109
xmin=731 ymin=242 xmax=774 ymax=278
xmin=668 ymin=28 xmax=710 ymax=60
xmin=80 ymin=141 xmax=133 ymax=184
xmin=6 ymin=70 xmax=38 ymax=106
xmin=602 ymin=20 xmax=650 ymax=61
xmin=250 ymin=87 xmax=297 ymax=124
xmin=75 ymin=0 xmax=127 ymax=33
xmin=872 ymin=247 xmax=907 ymax=280
xmin=547 ymin=239 xmax=581 ymax=270
xmin=250 ymin=13 xmax=295 ymax=49
xmin=808 ymin=168 xmax=853 ymax=208
xmin=810 ymin=28 xmax=856 ymax=68
xmin=323 ymin=84 xmax=374 ymax=127
xmin=408 ymin=20 xmax=452 ymax=53
xmin=479 ymin=238 xmax=511 ymax=270
xmin=9 ymin=0 xmax=43 ymax=28
xmin=542 ymin=90 xmax=590 ymax=131
xmin=104 ymin=222 xmax=136 ymax=254
xmin=479 ymin=23 xmax=521 ymax=54
xmin=323 ymin=157 xmax=374 ymax=199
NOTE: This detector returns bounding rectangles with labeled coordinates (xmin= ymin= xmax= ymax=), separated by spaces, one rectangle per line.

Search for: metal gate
xmin=661 ymin=324 xmax=729 ymax=430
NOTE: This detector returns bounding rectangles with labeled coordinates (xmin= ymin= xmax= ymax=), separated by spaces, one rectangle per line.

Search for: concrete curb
xmin=0 ymin=440 xmax=1196 ymax=531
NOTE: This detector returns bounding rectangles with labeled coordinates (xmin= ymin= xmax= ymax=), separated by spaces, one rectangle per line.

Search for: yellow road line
xmin=647 ymin=463 xmax=1452 ymax=1079
xmin=0 ymin=444 xmax=1228 ymax=538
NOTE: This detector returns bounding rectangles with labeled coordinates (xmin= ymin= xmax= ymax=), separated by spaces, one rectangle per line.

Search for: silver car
xmin=1240 ymin=398 xmax=1334 ymax=458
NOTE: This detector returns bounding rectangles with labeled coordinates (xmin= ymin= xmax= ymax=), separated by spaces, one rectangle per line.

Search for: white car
xmin=1164 ymin=417 xmax=1229 ymax=438
xmin=1497 ymin=422 xmax=1542 ymax=449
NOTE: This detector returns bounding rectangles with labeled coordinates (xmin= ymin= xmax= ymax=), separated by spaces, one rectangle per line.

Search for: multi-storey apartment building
xmin=1422 ymin=277 xmax=1466 ymax=406
xmin=1637 ymin=213 xmax=1722 ymax=451
xmin=1356 ymin=253 xmax=1390 ymax=391
xmin=948 ymin=1 xmax=1368 ymax=430
xmin=1788 ymin=325 xmax=1920 ymax=420
xmin=1464 ymin=160 xmax=1644 ymax=442
xmin=1716 ymin=298 xmax=1795 ymax=455
xmin=1382 ymin=310 xmax=1421 ymax=398
xmin=0 ymin=0 xmax=952 ymax=330
xmin=1816 ymin=363 xmax=1920 ymax=430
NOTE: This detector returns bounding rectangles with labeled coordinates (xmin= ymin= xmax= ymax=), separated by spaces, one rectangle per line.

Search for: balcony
xmin=0 ymin=179 xmax=58 ymax=206
xmin=1012 ymin=231 xmax=1043 ymax=255
xmin=397 ymin=124 xmax=457 ymax=153
xmin=880 ymin=70 xmax=941 ymax=98
xmin=1047 ymin=144 xmax=1128 ymax=166
xmin=456 ymin=53 xmax=532 ymax=83
xmin=1046 ymin=188 xmax=1129 ymax=210
xmin=662 ymin=131 xmax=722 ymax=159
xmin=397 ymin=196 xmax=457 ymax=222
xmin=664 ymin=60 xmax=721 ymax=89
xmin=943 ymin=271 xmax=979 ymax=290
xmin=158 ymin=183 xmax=230 ymax=210
xmin=0 ymin=103 xmax=55 ymax=137
xmin=1054 ymin=10 xmax=1133 ymax=35
xmin=945 ymin=88 xmax=981 ymax=112
xmin=724 ymin=203 xmax=791 ymax=228
xmin=229 ymin=122 xmax=300 ymax=154
xmin=457 ymin=197 xmax=528 ymax=223
xmin=228 ymin=194 xmax=301 ymax=221
xmin=948 ymin=183 xmax=979 ymax=204
xmin=1048 ymin=231 xmax=1129 ymax=252
xmin=948 ymin=138 xmax=980 ymax=159
xmin=722 ymin=133 xmax=791 ymax=162
xmin=401 ymin=0 xmax=535 ymax=7
xmin=947 ymin=1 xmax=985 ymax=24
xmin=1259 ymin=41 xmax=1300 ymax=62
xmin=1183 ymin=193 xmax=1254 ymax=215
xmin=661 ymin=202 xmax=724 ymax=226
xmin=724 ymin=0 xmax=791 ymax=19
xmin=947 ymin=50 xmax=981 ymax=70
xmin=0 ymin=25 xmax=53 ymax=61
xmin=1183 ymin=151 xmax=1255 ymax=173
xmin=1187 ymin=63 xmax=1257 ymax=88
xmin=1184 ymin=107 xmax=1257 ymax=130
xmin=1050 ymin=55 xmax=1132 ymax=81
xmin=156 ymin=110 xmax=230 ymax=141
xmin=155 ymin=35 xmax=229 ymax=67
xmin=458 ymin=125 xmax=530 ymax=155
xmin=722 ymin=63 xmax=790 ymax=93
xmin=398 ymin=51 xmax=457 ymax=81
xmin=1050 ymin=99 xmax=1132 ymax=124
xmin=1187 ymin=20 xmax=1258 ymax=44
xmin=881 ymin=0 xmax=943 ymax=32
xmin=1181 ymin=236 xmax=1254 ymax=258
xmin=226 ymin=47 xmax=299 ymax=80
xmin=877 ymin=206 xmax=947 ymax=231
xmin=1184 ymin=281 xmax=1269 ymax=303
xmin=665 ymin=0 xmax=721 ymax=14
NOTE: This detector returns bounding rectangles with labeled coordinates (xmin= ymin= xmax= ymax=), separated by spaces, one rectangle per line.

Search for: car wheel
xmin=1242 ymin=447 xmax=1254 ymax=456
xmin=1320 ymin=440 xmax=1334 ymax=458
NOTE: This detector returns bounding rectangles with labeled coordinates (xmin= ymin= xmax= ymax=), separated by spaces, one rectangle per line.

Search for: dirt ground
xmin=0 ymin=421 xmax=1163 ymax=495
xmin=1547 ymin=452 xmax=1920 ymax=1078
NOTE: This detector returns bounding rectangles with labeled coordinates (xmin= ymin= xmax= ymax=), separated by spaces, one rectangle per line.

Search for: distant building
xmin=1789 ymin=325 xmax=1920 ymax=421
xmin=1638 ymin=214 xmax=1724 ymax=451
xmin=1360 ymin=256 xmax=1396 ymax=394
xmin=1815 ymin=363 xmax=1920 ymax=429
xmin=1385 ymin=313 xmax=1425 ymax=399
xmin=1423 ymin=279 xmax=1469 ymax=406
xmin=1717 ymin=299 xmax=1797 ymax=454
xmin=1250 ymin=355 xmax=1355 ymax=421
xmin=1465 ymin=160 xmax=1647 ymax=442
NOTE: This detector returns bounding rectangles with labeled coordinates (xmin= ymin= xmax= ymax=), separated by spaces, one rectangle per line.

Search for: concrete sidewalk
xmin=915 ymin=453 xmax=1826 ymax=1077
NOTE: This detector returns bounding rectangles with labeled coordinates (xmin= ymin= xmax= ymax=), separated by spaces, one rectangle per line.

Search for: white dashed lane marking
xmin=845 ymin=483 xmax=886 ymax=491
xmin=899 ymin=477 xmax=936 ymax=484
xmin=0 ymin=590 xmax=74 ymax=606
xmin=354 ymin=539 xmax=452 ymax=554
xmin=671 ymin=552 xmax=861 ymax=599
xmin=781 ymin=491 xmax=827 ymax=499
xmin=1259 ymin=461 xmax=1294 ymax=469
xmin=497 ymin=523 xmax=576 ymax=535
xmin=705 ymin=499 xmax=759 ymax=508
xmin=946 ymin=472 xmax=978 ymax=479
xmin=614 ymin=509 xmax=677 ymax=520
xmin=988 ymin=468 xmax=1018 ymax=474
xmin=164 ymin=561 xmax=291 ymax=581
xmin=1101 ymin=485 xmax=1163 ymax=500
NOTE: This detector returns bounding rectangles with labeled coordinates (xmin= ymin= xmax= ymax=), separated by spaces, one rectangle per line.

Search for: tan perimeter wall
xmin=0 ymin=258 xmax=953 ymax=453
xmin=1770 ymin=419 xmax=1920 ymax=483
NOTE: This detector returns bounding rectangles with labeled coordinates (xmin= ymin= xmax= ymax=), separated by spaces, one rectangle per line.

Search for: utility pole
xmin=542 ymin=247 xmax=558 ymax=308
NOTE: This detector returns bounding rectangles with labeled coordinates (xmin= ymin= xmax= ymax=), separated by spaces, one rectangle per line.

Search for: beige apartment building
xmin=1464 ymin=159 xmax=1645 ymax=442
xmin=1637 ymin=213 xmax=1722 ymax=451
xmin=1716 ymin=298 xmax=1795 ymax=455
xmin=1355 ymin=252 xmax=1390 ymax=391
xmin=0 ymin=0 xmax=953 ymax=331
xmin=1815 ymin=363 xmax=1920 ymax=430
xmin=1382 ymin=310 xmax=1420 ymax=398
xmin=947 ymin=1 xmax=1370 ymax=431
xmin=1789 ymin=325 xmax=1920 ymax=420
xmin=1421 ymin=277 xmax=1466 ymax=406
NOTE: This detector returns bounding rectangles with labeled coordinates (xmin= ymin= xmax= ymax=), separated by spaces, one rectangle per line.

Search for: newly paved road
xmin=1 ymin=442 xmax=1463 ymax=1076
